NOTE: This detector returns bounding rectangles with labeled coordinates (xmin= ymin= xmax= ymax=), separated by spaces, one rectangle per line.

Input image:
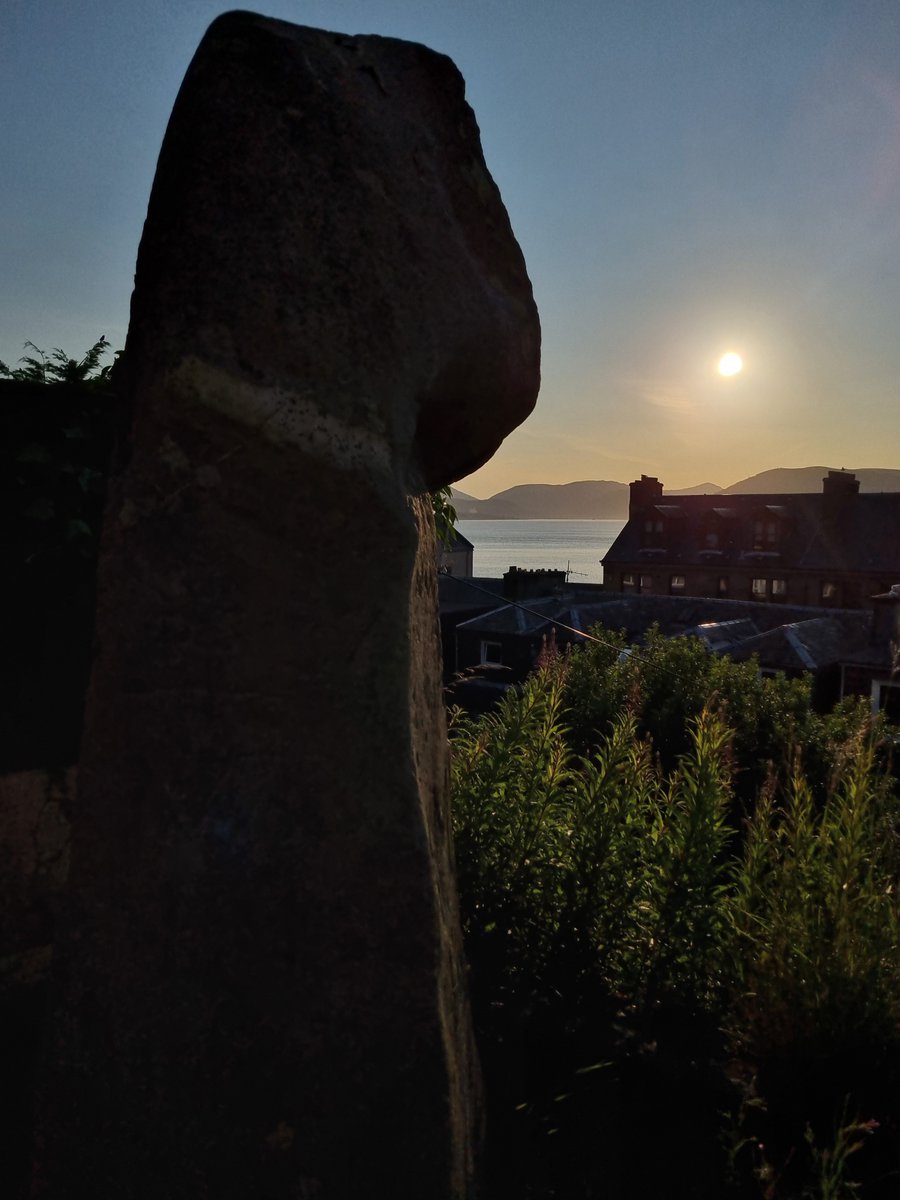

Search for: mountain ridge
xmin=453 ymin=467 xmax=900 ymax=519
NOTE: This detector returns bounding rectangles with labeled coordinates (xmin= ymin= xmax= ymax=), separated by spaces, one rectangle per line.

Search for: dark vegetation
xmin=0 ymin=335 xmax=116 ymax=386
xmin=450 ymin=636 xmax=900 ymax=1199
xmin=1 ymin=339 xmax=118 ymax=771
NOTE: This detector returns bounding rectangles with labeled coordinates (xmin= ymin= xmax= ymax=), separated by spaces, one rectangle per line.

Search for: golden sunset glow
xmin=718 ymin=352 xmax=743 ymax=377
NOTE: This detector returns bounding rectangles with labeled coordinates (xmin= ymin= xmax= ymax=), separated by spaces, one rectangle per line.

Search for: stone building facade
xmin=603 ymin=471 xmax=900 ymax=609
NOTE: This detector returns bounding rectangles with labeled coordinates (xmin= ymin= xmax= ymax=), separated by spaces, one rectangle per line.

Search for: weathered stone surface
xmin=121 ymin=10 xmax=539 ymax=492
xmin=36 ymin=12 xmax=538 ymax=1199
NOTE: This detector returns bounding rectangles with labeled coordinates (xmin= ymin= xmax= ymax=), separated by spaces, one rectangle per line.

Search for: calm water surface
xmin=457 ymin=519 xmax=626 ymax=584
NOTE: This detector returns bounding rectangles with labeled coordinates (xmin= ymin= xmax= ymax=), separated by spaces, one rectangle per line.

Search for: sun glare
xmin=718 ymin=352 xmax=743 ymax=377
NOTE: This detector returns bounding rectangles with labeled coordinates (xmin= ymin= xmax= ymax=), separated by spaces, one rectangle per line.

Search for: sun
xmin=718 ymin=352 xmax=743 ymax=377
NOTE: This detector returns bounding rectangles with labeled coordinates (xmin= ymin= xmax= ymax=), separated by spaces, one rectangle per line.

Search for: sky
xmin=3 ymin=1 xmax=900 ymax=497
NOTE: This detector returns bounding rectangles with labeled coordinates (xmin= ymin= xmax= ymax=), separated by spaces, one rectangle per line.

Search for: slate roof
xmin=447 ymin=529 xmax=474 ymax=552
xmin=603 ymin=490 xmax=900 ymax=575
xmin=455 ymin=591 xmax=872 ymax=673
xmin=717 ymin=617 xmax=870 ymax=672
xmin=437 ymin=574 xmax=505 ymax=614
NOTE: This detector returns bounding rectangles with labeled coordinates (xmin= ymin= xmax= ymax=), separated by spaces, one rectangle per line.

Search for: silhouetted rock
xmin=36 ymin=12 xmax=538 ymax=1198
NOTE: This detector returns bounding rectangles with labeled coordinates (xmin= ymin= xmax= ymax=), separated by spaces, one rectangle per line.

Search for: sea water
xmin=456 ymin=519 xmax=627 ymax=584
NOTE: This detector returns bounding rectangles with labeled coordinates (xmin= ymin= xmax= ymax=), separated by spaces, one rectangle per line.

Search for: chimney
xmin=503 ymin=565 xmax=566 ymax=600
xmin=629 ymin=474 xmax=663 ymax=517
xmin=822 ymin=469 xmax=859 ymax=522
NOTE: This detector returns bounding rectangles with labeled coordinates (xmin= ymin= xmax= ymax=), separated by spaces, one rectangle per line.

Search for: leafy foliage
xmin=1 ymin=336 xmax=115 ymax=386
xmin=431 ymin=484 xmax=459 ymax=548
xmin=3 ymin=341 xmax=121 ymax=769
xmin=450 ymin=649 xmax=900 ymax=1198
xmin=729 ymin=736 xmax=900 ymax=1057
xmin=563 ymin=623 xmax=880 ymax=802
xmin=452 ymin=669 xmax=740 ymax=1010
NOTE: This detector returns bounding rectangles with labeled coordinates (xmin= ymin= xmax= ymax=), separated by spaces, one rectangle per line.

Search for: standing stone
xmin=35 ymin=11 xmax=539 ymax=1199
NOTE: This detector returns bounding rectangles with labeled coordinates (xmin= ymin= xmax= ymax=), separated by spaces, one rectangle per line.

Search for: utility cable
xmin=440 ymin=574 xmax=634 ymax=654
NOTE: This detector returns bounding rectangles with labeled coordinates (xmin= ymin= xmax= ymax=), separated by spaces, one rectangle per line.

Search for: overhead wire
xmin=439 ymin=574 xmax=638 ymax=655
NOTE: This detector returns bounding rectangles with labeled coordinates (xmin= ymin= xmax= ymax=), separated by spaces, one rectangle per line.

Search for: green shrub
xmin=450 ymin=646 xmax=900 ymax=1199
xmin=728 ymin=733 xmax=900 ymax=1059
xmin=452 ymin=661 xmax=740 ymax=1008
xmin=562 ymin=622 xmax=881 ymax=805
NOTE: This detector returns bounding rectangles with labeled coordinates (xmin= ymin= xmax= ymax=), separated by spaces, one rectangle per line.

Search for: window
xmin=640 ymin=574 xmax=654 ymax=593
xmin=821 ymin=581 xmax=839 ymax=602
xmin=622 ymin=573 xmax=636 ymax=590
xmin=670 ymin=574 xmax=685 ymax=592
xmin=480 ymin=640 xmax=503 ymax=666
xmin=641 ymin=518 xmax=665 ymax=547
xmin=717 ymin=576 xmax=729 ymax=597
xmin=752 ymin=517 xmax=780 ymax=551
xmin=751 ymin=578 xmax=767 ymax=598
xmin=772 ymin=578 xmax=787 ymax=599
xmin=704 ymin=530 xmax=719 ymax=549
xmin=872 ymin=680 xmax=900 ymax=721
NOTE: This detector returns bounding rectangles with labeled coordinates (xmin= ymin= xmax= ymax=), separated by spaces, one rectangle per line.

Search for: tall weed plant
xmin=729 ymin=735 xmax=900 ymax=1058
xmin=450 ymin=645 xmax=900 ymax=1198
xmin=451 ymin=660 xmax=741 ymax=1009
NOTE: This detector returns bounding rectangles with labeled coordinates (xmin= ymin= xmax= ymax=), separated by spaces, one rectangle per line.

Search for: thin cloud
xmin=624 ymin=377 xmax=701 ymax=417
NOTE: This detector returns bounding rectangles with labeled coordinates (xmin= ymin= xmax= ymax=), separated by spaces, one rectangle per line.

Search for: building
xmin=448 ymin=587 xmax=900 ymax=718
xmin=437 ymin=528 xmax=474 ymax=578
xmin=453 ymin=591 xmax=869 ymax=697
xmin=601 ymin=471 xmax=900 ymax=610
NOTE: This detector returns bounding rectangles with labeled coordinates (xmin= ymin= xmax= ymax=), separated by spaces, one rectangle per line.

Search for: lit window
xmin=640 ymin=574 xmax=654 ymax=592
xmin=480 ymin=640 xmax=503 ymax=666
xmin=772 ymin=579 xmax=787 ymax=596
xmin=718 ymin=577 xmax=729 ymax=596
xmin=821 ymin=582 xmax=838 ymax=601
xmin=670 ymin=575 xmax=685 ymax=591
xmin=622 ymin=573 xmax=636 ymax=590
xmin=752 ymin=578 xmax=767 ymax=597
xmin=752 ymin=517 xmax=780 ymax=551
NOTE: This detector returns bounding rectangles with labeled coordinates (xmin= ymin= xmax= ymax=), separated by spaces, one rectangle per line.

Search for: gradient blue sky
xmin=3 ymin=1 xmax=900 ymax=495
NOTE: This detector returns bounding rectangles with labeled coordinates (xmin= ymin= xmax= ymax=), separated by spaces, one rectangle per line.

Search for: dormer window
xmin=700 ymin=508 xmax=734 ymax=554
xmin=641 ymin=517 xmax=665 ymax=548
xmin=750 ymin=506 xmax=787 ymax=553
xmin=752 ymin=519 xmax=780 ymax=551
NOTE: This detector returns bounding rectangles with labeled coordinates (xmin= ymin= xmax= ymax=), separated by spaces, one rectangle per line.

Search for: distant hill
xmin=453 ymin=480 xmax=629 ymax=519
xmin=451 ymin=488 xmax=523 ymax=518
xmin=668 ymin=482 xmax=724 ymax=496
xmin=724 ymin=467 xmax=900 ymax=494
xmin=452 ymin=467 xmax=900 ymax=519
